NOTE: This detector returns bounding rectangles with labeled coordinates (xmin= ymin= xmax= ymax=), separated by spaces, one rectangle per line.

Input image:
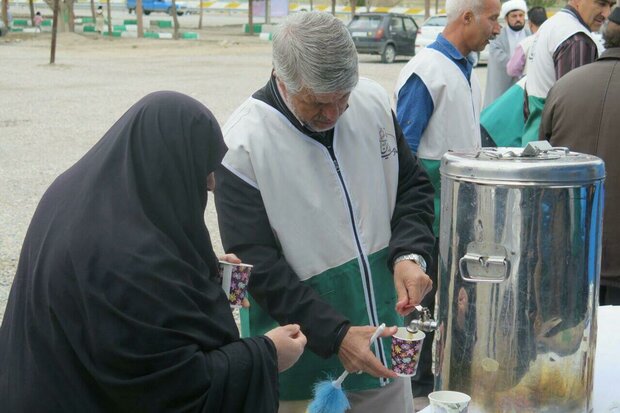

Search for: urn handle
xmin=459 ymin=243 xmax=510 ymax=283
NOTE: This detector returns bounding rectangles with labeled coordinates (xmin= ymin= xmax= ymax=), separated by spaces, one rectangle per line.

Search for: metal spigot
xmin=407 ymin=306 xmax=438 ymax=333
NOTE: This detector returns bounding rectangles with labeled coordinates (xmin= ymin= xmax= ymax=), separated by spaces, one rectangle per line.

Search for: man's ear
xmin=463 ymin=11 xmax=474 ymax=24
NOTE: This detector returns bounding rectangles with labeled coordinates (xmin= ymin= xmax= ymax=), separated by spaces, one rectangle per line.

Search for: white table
xmin=419 ymin=305 xmax=620 ymax=413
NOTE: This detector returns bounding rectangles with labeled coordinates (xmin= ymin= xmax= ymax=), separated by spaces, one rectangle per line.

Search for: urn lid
xmin=440 ymin=142 xmax=605 ymax=185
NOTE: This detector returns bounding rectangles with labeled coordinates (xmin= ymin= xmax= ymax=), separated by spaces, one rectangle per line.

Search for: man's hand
xmin=394 ymin=260 xmax=432 ymax=316
xmin=265 ymin=324 xmax=307 ymax=372
xmin=337 ymin=326 xmax=398 ymax=378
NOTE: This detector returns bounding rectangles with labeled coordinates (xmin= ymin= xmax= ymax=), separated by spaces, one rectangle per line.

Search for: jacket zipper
xmin=325 ymin=142 xmax=388 ymax=385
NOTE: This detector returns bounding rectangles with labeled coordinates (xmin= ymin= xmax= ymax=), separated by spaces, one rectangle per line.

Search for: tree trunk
xmin=29 ymin=0 xmax=35 ymax=26
xmin=351 ymin=0 xmax=355 ymax=19
xmin=309 ymin=0 xmax=313 ymax=11
xmin=65 ymin=0 xmax=75 ymax=32
xmin=136 ymin=0 xmax=144 ymax=37
xmin=424 ymin=0 xmax=429 ymax=19
xmin=106 ymin=0 xmax=112 ymax=37
xmin=50 ymin=0 xmax=59 ymax=63
xmin=171 ymin=0 xmax=179 ymax=39
xmin=265 ymin=0 xmax=270 ymax=24
xmin=198 ymin=0 xmax=203 ymax=29
xmin=247 ymin=0 xmax=253 ymax=35
xmin=331 ymin=0 xmax=335 ymax=16
xmin=42 ymin=0 xmax=75 ymax=32
xmin=89 ymin=0 xmax=96 ymax=25
xmin=2 ymin=0 xmax=9 ymax=27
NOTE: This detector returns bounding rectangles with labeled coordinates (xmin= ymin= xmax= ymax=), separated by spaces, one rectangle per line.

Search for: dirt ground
xmin=0 ymin=27 xmax=487 ymax=321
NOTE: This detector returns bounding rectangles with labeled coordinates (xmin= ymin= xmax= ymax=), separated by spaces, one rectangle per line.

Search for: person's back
xmin=540 ymin=14 xmax=620 ymax=304
xmin=522 ymin=0 xmax=613 ymax=144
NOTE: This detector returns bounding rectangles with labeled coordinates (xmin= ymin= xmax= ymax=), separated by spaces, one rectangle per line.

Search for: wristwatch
xmin=394 ymin=253 xmax=427 ymax=273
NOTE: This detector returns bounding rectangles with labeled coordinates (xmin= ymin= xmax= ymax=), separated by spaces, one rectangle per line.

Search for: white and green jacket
xmin=215 ymin=77 xmax=435 ymax=400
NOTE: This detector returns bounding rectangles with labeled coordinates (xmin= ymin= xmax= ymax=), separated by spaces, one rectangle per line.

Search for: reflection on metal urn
xmin=434 ymin=144 xmax=605 ymax=412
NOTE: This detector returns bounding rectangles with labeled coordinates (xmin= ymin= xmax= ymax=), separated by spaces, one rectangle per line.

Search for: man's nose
xmin=493 ymin=23 xmax=501 ymax=35
xmin=601 ymin=3 xmax=611 ymax=17
xmin=322 ymin=103 xmax=348 ymax=120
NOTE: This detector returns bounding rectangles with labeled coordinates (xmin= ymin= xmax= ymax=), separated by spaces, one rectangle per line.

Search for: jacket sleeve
xmin=214 ymin=166 xmax=350 ymax=358
xmin=387 ymin=111 xmax=436 ymax=274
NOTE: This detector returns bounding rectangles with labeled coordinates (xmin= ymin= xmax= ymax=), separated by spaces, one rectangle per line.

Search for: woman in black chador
xmin=0 ymin=91 xmax=305 ymax=412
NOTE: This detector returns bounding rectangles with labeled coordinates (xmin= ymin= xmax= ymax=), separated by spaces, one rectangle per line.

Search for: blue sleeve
xmin=396 ymin=73 xmax=434 ymax=154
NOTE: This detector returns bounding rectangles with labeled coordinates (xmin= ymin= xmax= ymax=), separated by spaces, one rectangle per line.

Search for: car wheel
xmin=381 ymin=44 xmax=396 ymax=64
xmin=144 ymin=10 xmax=151 ymax=15
xmin=177 ymin=11 xmax=184 ymax=16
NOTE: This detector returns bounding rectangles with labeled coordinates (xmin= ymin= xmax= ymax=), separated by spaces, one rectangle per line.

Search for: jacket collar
xmin=598 ymin=47 xmax=620 ymax=61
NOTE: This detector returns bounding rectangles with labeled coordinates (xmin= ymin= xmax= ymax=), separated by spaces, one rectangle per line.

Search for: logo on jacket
xmin=380 ymin=128 xmax=398 ymax=159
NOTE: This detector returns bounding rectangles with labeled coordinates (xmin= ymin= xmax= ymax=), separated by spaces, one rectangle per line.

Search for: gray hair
xmin=446 ymin=0 xmax=486 ymax=23
xmin=602 ymin=20 xmax=620 ymax=48
xmin=272 ymin=11 xmax=359 ymax=95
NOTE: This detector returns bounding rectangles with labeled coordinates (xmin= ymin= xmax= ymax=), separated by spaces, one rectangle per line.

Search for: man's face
xmin=465 ymin=0 xmax=501 ymax=52
xmin=506 ymin=10 xmax=526 ymax=31
xmin=280 ymin=83 xmax=351 ymax=132
xmin=574 ymin=0 xmax=615 ymax=31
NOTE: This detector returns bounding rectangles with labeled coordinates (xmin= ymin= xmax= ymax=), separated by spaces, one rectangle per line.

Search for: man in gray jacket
xmin=483 ymin=0 xmax=530 ymax=108
xmin=540 ymin=7 xmax=620 ymax=305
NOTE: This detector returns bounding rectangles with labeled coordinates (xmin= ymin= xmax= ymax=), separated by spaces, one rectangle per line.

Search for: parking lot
xmin=0 ymin=20 xmax=487 ymax=321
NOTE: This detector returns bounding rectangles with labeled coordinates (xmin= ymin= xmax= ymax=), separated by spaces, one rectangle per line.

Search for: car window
xmin=349 ymin=16 xmax=383 ymax=31
xmin=390 ymin=17 xmax=404 ymax=33
xmin=404 ymin=17 xmax=418 ymax=33
xmin=425 ymin=15 xmax=447 ymax=26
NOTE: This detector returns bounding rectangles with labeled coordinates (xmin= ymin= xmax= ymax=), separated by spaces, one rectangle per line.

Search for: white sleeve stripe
xmin=220 ymin=160 xmax=259 ymax=190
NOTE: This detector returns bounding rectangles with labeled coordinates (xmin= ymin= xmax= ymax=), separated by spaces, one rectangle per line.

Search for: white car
xmin=415 ymin=13 xmax=490 ymax=66
xmin=414 ymin=14 xmax=447 ymax=54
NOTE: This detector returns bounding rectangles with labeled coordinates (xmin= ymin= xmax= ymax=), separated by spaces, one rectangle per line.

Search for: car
xmin=127 ymin=0 xmax=188 ymax=16
xmin=347 ymin=13 xmax=419 ymax=63
xmin=414 ymin=13 xmax=490 ymax=66
xmin=414 ymin=14 xmax=447 ymax=53
xmin=0 ymin=20 xmax=8 ymax=37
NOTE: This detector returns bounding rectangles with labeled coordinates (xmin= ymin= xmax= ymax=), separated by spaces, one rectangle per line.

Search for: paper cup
xmin=428 ymin=390 xmax=471 ymax=413
xmin=218 ymin=261 xmax=253 ymax=308
xmin=391 ymin=327 xmax=425 ymax=377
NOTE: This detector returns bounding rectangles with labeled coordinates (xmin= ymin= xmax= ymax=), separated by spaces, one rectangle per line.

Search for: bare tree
xmin=424 ymin=0 xmax=430 ymax=19
xmin=106 ymin=0 xmax=112 ymax=37
xmin=247 ymin=0 xmax=254 ymax=35
xmin=136 ymin=0 xmax=144 ymax=37
xmin=89 ymin=0 xmax=96 ymax=25
xmin=2 ymin=0 xmax=9 ymax=27
xmin=331 ymin=0 xmax=335 ymax=15
xmin=171 ymin=0 xmax=180 ymax=39
xmin=29 ymin=0 xmax=35 ymax=26
xmin=50 ymin=0 xmax=59 ymax=63
xmin=41 ymin=0 xmax=76 ymax=32
xmin=198 ymin=0 xmax=204 ymax=29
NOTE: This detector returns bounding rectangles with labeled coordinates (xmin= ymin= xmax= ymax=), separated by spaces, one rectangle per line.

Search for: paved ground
xmin=0 ymin=24 xmax=487 ymax=322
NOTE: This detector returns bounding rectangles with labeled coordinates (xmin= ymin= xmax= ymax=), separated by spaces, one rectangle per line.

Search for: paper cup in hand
xmin=218 ymin=261 xmax=252 ymax=308
xmin=428 ymin=390 xmax=471 ymax=413
xmin=391 ymin=327 xmax=425 ymax=377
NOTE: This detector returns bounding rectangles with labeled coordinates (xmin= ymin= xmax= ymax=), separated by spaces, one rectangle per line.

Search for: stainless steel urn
xmin=434 ymin=145 xmax=605 ymax=412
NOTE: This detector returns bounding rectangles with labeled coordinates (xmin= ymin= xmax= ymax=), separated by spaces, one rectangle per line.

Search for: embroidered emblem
xmin=379 ymin=128 xmax=398 ymax=159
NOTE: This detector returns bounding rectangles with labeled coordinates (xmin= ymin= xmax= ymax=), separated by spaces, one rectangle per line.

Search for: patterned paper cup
xmin=218 ymin=261 xmax=253 ymax=308
xmin=391 ymin=327 xmax=425 ymax=377
xmin=428 ymin=390 xmax=471 ymax=413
